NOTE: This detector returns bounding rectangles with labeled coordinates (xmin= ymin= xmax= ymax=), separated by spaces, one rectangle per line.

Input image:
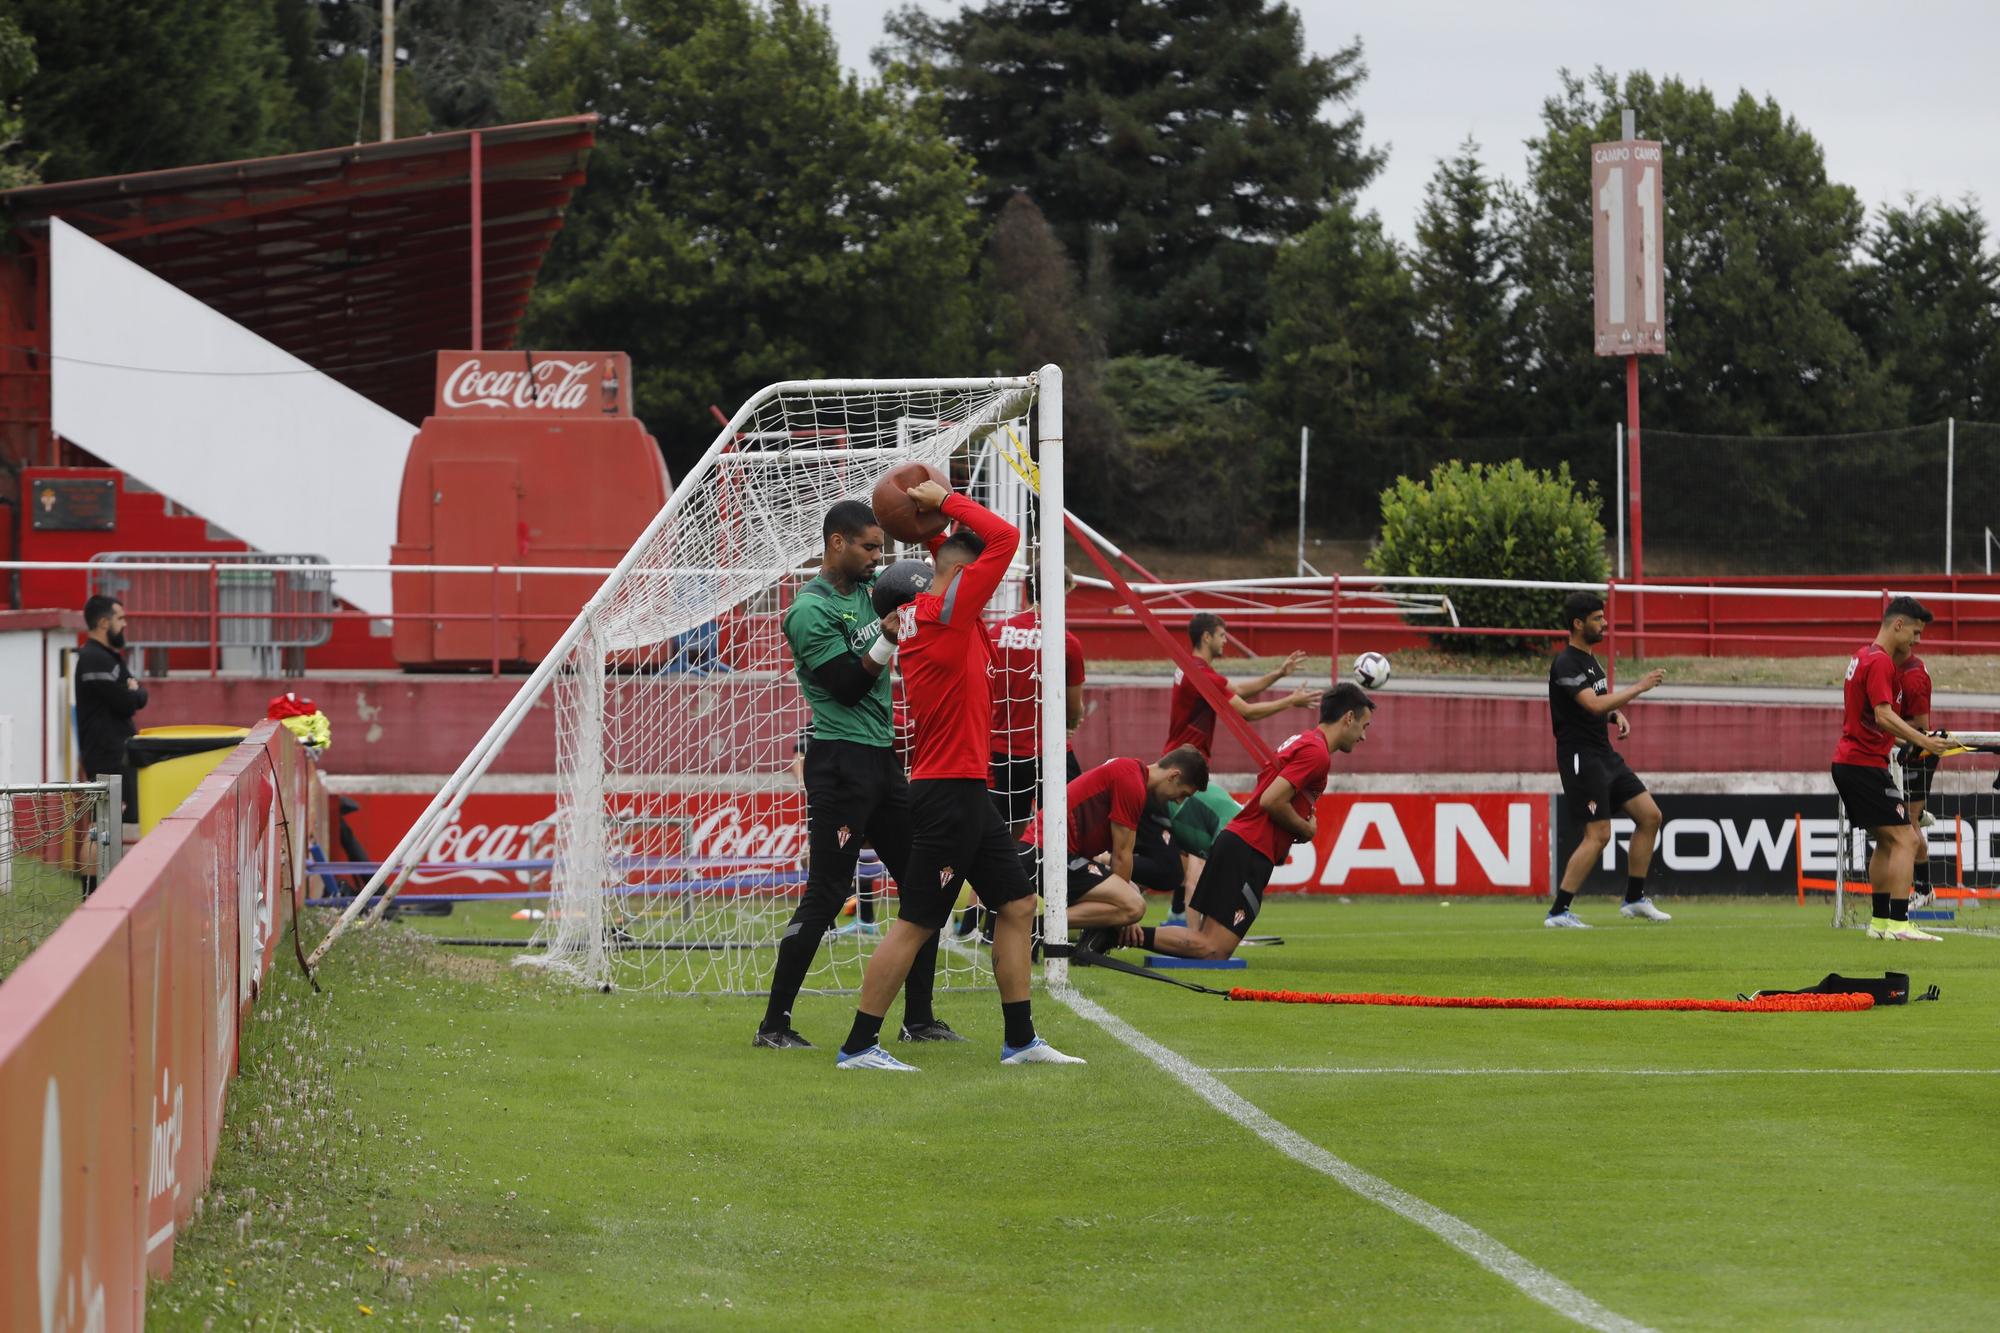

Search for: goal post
xmin=310 ymin=368 xmax=1072 ymax=995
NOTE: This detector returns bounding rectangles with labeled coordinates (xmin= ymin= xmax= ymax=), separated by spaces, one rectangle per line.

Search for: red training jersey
xmin=1833 ymin=642 xmax=1903 ymax=768
xmin=897 ymin=493 xmax=1020 ymax=781
xmin=1023 ymin=756 xmax=1147 ymax=860
xmin=1898 ymin=653 xmax=1932 ymax=722
xmin=1225 ymin=728 xmax=1332 ymax=864
xmin=989 ymin=609 xmax=1086 ymax=759
xmin=1164 ymin=657 xmax=1232 ymax=756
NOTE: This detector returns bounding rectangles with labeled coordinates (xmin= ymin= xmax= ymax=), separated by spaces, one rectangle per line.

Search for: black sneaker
xmin=752 ymin=1026 xmax=815 ymax=1049
xmin=898 ymin=1019 xmax=968 ymax=1043
xmin=1075 ymin=927 xmax=1118 ymax=956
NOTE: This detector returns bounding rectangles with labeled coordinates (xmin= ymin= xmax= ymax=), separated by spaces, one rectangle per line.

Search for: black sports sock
xmin=1624 ymin=876 xmax=1646 ymax=904
xmin=1550 ymin=889 xmax=1576 ymax=916
xmin=1872 ymin=891 xmax=1891 ymax=920
xmin=1890 ymin=898 xmax=1910 ymax=923
xmin=841 ymin=1011 xmax=885 ymax=1057
xmin=1002 ymin=999 xmax=1036 ymax=1048
xmin=1171 ymin=886 xmax=1187 ymax=915
xmin=762 ymin=924 xmax=824 ymax=1031
xmin=857 ymin=889 xmax=875 ymax=924
xmin=901 ymin=933 xmax=940 ymax=1026
xmin=1140 ymin=926 xmax=1157 ymax=952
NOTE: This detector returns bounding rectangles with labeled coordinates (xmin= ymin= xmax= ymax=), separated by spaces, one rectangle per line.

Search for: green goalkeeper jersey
xmin=782 ymin=575 xmax=894 ymax=748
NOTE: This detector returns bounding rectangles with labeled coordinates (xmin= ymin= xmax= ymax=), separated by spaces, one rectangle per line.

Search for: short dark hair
xmin=1320 ymin=681 xmax=1376 ymax=723
xmin=1187 ymin=613 xmax=1224 ymax=647
xmin=1562 ymin=591 xmax=1604 ymax=633
xmin=84 ymin=595 xmax=121 ymax=629
xmin=938 ymin=528 xmax=985 ymax=562
xmin=1023 ymin=566 xmax=1075 ymax=606
xmin=1883 ymin=595 xmax=1933 ymax=625
xmin=1156 ymin=745 xmax=1210 ymax=792
xmin=823 ymin=500 xmax=878 ymax=541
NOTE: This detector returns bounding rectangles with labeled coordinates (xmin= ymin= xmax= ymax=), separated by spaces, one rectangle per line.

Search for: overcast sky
xmin=825 ymin=0 xmax=2000 ymax=242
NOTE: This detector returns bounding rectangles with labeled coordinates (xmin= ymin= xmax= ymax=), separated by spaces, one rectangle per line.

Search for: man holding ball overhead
xmin=835 ymin=477 xmax=1084 ymax=1070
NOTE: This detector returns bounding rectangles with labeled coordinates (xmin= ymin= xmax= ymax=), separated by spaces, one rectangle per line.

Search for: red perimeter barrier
xmin=0 ymin=722 xmax=318 ymax=1329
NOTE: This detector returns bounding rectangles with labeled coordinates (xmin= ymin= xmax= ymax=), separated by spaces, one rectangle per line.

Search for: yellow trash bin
xmin=128 ymin=725 xmax=251 ymax=837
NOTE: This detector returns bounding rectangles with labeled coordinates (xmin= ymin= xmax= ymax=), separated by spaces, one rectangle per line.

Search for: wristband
xmin=866 ymin=632 xmax=896 ymax=667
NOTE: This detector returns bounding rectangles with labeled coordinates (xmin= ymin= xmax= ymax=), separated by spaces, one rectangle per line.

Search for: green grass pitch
xmin=149 ymin=896 xmax=2000 ymax=1330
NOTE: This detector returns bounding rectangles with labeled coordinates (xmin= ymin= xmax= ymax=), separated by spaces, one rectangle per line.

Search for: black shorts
xmin=1188 ymin=829 xmax=1275 ymax=938
xmin=901 ymin=779 xmax=1036 ymax=930
xmin=1832 ymin=762 xmax=1909 ymax=830
xmin=1014 ymin=843 xmax=1110 ymax=905
xmin=988 ymin=749 xmax=1086 ymax=826
xmin=1129 ymin=814 xmax=1182 ymax=894
xmin=799 ymin=739 xmax=912 ymax=900
xmin=1558 ymin=748 xmax=1648 ymax=824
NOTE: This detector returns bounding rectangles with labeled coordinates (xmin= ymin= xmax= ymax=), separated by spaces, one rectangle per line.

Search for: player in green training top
xmin=753 ymin=500 xmax=958 ymax=1048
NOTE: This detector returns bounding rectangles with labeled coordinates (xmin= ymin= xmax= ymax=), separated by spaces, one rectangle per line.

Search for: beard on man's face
xmin=107 ymin=629 xmax=126 ymax=649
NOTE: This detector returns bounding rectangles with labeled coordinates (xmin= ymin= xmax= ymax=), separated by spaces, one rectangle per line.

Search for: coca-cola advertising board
xmin=433 ymin=350 xmax=631 ymax=418
xmin=339 ymin=789 xmax=1546 ymax=898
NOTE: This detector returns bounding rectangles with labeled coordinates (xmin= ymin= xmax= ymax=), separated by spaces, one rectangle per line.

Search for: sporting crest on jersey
xmin=939 ymin=864 xmax=956 ymax=887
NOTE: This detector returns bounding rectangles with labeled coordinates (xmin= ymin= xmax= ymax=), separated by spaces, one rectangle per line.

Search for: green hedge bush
xmin=1367 ymin=459 xmax=1608 ymax=653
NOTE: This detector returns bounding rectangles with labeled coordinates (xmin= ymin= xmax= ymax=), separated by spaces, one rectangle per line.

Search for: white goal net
xmin=1834 ymin=737 xmax=2000 ymax=935
xmin=313 ymin=370 xmax=1072 ymax=993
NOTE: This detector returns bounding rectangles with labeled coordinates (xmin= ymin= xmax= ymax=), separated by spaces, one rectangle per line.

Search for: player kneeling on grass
xmin=1547 ymin=591 xmax=1671 ymax=928
xmin=835 ymin=479 xmax=1084 ymax=1070
xmin=1115 ymin=685 xmax=1374 ymax=963
xmin=1023 ymin=748 xmax=1210 ymax=948
xmin=1832 ymin=597 xmax=1952 ymax=941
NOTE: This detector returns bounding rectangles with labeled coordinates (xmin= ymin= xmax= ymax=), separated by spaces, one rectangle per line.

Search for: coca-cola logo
xmin=686 ymin=806 xmax=808 ymax=866
xmin=418 ymin=810 xmax=559 ymax=887
xmin=442 ymin=357 xmax=597 ymax=412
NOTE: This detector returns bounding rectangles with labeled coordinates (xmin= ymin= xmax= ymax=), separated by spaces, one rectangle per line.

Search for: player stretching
xmin=1547 ymin=592 xmax=1669 ymax=928
xmin=1894 ymin=649 xmax=1941 ymax=908
xmin=754 ymin=501 xmax=956 ymax=1049
xmin=1159 ymin=613 xmax=1318 ymax=920
xmin=1832 ymin=597 xmax=1951 ymax=940
xmin=1022 ymin=748 xmax=1209 ymax=944
xmin=1121 ymin=685 xmax=1374 ymax=963
xmin=836 ymin=480 xmax=1083 ymax=1070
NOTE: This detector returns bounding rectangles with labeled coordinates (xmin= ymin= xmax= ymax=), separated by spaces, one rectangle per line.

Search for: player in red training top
xmin=1118 ymin=683 xmax=1375 ymax=963
xmin=835 ymin=479 xmax=1084 ymax=1070
xmin=1830 ymin=596 xmax=1950 ymax=941
xmin=1163 ymin=613 xmax=1319 ymax=757
xmin=989 ymin=566 xmax=1086 ymax=833
xmin=1020 ymin=747 xmax=1209 ymax=940
xmin=1895 ymin=645 xmax=1941 ymax=906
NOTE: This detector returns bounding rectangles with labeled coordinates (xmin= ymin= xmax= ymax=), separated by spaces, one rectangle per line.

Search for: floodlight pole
xmin=1296 ymin=426 xmax=1310 ymax=576
xmin=380 ymin=0 xmax=396 ymax=142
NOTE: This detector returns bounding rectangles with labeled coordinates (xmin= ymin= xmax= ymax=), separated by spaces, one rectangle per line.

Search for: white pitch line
xmin=1056 ymin=988 xmax=1655 ymax=1333
xmin=1204 ymin=1066 xmax=2000 ymax=1077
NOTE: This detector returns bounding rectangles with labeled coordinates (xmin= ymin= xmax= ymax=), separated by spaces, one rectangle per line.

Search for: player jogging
xmin=1547 ymin=592 xmax=1670 ymax=928
xmin=1894 ymin=649 xmax=1941 ymax=908
xmin=1022 ymin=748 xmax=1208 ymax=945
xmin=1832 ymin=597 xmax=1951 ymax=940
xmin=1159 ymin=613 xmax=1318 ymax=922
xmin=835 ymin=479 xmax=1084 ymax=1070
xmin=1117 ymin=684 xmax=1374 ymax=963
xmin=754 ymin=501 xmax=957 ymax=1049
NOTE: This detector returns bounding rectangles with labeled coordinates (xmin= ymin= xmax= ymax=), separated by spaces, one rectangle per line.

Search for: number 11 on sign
xmin=1591 ymin=139 xmax=1665 ymax=356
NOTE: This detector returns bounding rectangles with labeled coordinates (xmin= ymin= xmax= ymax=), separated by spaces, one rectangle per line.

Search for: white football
xmin=1353 ymin=651 xmax=1392 ymax=690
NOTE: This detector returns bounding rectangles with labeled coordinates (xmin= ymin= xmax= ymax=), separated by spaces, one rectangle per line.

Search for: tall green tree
xmin=883 ymin=0 xmax=1382 ymax=376
xmin=301 ymin=0 xmax=551 ymax=141
xmin=1509 ymin=69 xmax=1901 ymax=435
xmin=0 ymin=13 xmax=39 ymax=189
xmin=1850 ymin=197 xmax=2000 ymax=422
xmin=506 ymin=0 xmax=984 ymax=477
xmin=982 ymin=191 xmax=1124 ymax=517
xmin=1258 ymin=202 xmax=1423 ymax=438
xmin=5 ymin=0 xmax=301 ymax=180
xmin=1410 ymin=138 xmax=1518 ymax=436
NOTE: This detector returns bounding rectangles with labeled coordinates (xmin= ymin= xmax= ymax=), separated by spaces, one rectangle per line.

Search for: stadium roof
xmin=1 ymin=115 xmax=597 ymax=424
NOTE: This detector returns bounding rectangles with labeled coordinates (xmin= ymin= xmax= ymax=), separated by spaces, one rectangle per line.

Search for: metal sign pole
xmin=1296 ymin=426 xmax=1310 ymax=576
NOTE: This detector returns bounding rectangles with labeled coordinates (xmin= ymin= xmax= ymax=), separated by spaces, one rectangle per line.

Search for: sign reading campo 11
xmin=1591 ymin=137 xmax=1667 ymax=356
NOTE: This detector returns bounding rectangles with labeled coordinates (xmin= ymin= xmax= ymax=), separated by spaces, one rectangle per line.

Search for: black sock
xmin=1140 ymin=926 xmax=1157 ymax=952
xmin=1002 ymin=999 xmax=1035 ymax=1048
xmin=1624 ymin=876 xmax=1646 ymax=904
xmin=1872 ymin=891 xmax=1891 ymax=920
xmin=1171 ymin=886 xmax=1186 ymax=915
xmin=901 ymin=932 xmax=939 ymax=1027
xmin=1890 ymin=898 xmax=1910 ymax=922
xmin=857 ymin=890 xmax=875 ymax=924
xmin=762 ymin=917 xmax=828 ymax=1031
xmin=1550 ymin=889 xmax=1576 ymax=916
xmin=841 ymin=1010 xmax=885 ymax=1057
